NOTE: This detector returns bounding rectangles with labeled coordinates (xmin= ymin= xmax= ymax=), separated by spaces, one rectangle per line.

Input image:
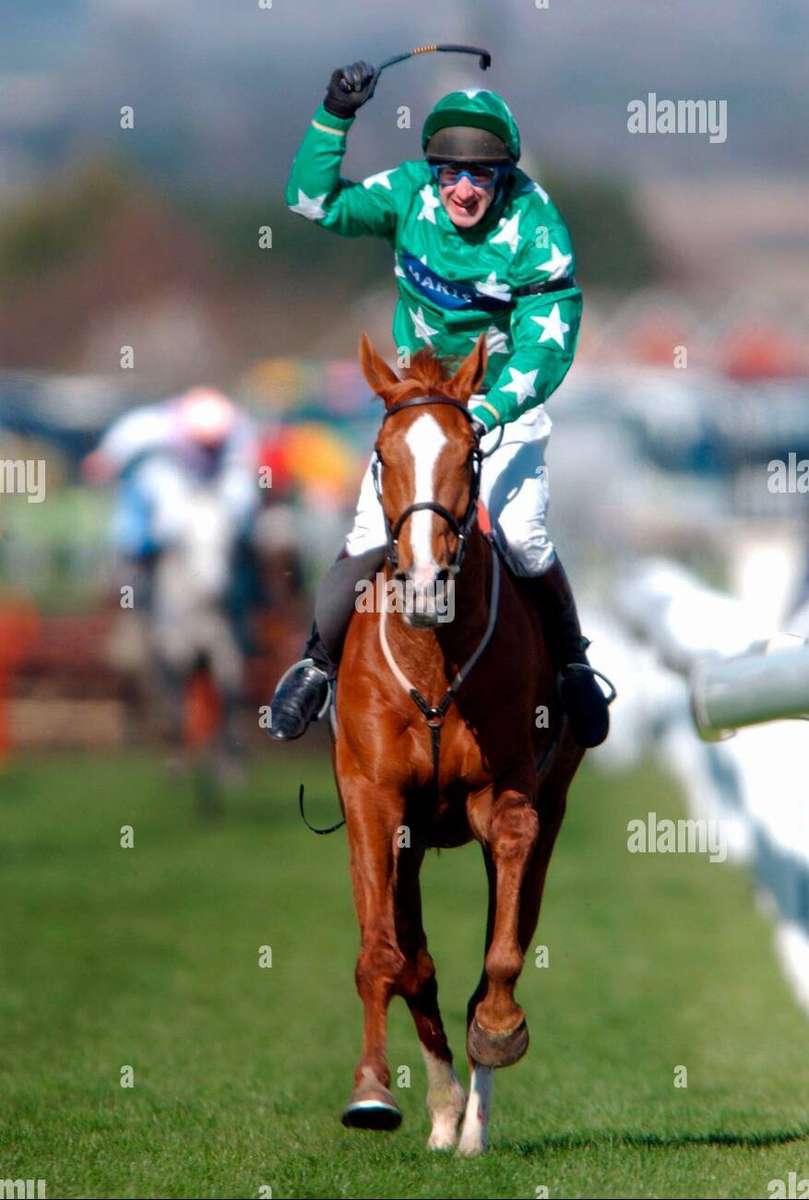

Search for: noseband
xmin=372 ymin=395 xmax=499 ymax=573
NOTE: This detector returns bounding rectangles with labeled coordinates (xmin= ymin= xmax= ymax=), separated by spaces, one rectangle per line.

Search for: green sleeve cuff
xmin=312 ymin=103 xmax=355 ymax=134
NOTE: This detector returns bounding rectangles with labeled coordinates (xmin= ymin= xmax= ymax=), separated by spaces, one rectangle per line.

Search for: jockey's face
xmin=438 ymin=172 xmax=495 ymax=228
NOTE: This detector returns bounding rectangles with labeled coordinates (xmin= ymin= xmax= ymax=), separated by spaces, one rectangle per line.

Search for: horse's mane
xmin=403 ymin=349 xmax=451 ymax=392
xmin=360 ymin=332 xmax=486 ymax=407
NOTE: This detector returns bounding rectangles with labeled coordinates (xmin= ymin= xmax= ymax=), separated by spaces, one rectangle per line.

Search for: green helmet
xmin=422 ymin=89 xmax=521 ymax=164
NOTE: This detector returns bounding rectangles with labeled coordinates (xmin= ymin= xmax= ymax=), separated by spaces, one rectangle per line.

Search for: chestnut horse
xmin=333 ymin=333 xmax=584 ymax=1155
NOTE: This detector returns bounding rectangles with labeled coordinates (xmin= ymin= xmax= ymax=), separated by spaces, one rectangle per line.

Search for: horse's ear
xmin=446 ymin=333 xmax=488 ymax=402
xmin=359 ymin=333 xmax=401 ymax=405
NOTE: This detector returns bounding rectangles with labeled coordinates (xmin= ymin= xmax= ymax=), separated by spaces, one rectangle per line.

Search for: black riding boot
xmin=267 ymin=545 xmax=387 ymax=742
xmin=266 ymin=623 xmax=334 ymax=741
xmin=524 ymin=554 xmax=611 ymax=748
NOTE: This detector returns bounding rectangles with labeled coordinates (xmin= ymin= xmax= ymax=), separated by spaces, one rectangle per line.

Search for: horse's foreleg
xmin=459 ymin=787 xmax=538 ymax=1157
xmin=396 ymin=846 xmax=465 ymax=1150
xmin=341 ymin=779 xmax=406 ymax=1131
xmin=469 ymin=787 xmax=539 ymax=1062
xmin=458 ymin=783 xmax=566 ymax=1157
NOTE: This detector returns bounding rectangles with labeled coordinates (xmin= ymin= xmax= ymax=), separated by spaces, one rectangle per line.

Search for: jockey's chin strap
xmin=379 ymin=542 xmax=501 ymax=800
xmin=371 ymin=394 xmax=501 ymax=574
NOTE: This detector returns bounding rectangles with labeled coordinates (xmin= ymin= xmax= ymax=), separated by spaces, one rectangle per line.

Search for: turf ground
xmin=1 ymin=748 xmax=809 ymax=1199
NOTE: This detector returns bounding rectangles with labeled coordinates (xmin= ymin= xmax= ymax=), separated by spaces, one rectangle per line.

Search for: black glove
xmin=324 ymin=61 xmax=377 ymax=118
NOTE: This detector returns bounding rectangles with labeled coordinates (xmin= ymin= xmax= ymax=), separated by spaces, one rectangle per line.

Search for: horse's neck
xmin=385 ymin=529 xmax=492 ymax=688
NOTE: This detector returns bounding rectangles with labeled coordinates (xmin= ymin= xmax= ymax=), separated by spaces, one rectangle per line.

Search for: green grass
xmin=1 ymin=748 xmax=808 ymax=1198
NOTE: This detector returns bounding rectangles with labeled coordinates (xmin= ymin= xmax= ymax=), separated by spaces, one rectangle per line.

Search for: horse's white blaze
xmin=404 ymin=414 xmax=447 ymax=580
xmin=420 ymin=1047 xmax=465 ymax=1150
xmin=457 ymin=1065 xmax=494 ymax=1157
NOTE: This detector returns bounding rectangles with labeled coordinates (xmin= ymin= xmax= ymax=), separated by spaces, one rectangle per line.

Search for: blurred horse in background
xmin=150 ymin=481 xmax=246 ymax=801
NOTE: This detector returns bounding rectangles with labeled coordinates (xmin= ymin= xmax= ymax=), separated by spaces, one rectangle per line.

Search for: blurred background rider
xmin=83 ymin=386 xmax=259 ymax=614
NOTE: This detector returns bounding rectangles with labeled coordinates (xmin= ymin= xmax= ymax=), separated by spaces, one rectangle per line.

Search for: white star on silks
xmin=537 ymin=243 xmax=573 ymax=280
xmin=470 ymin=325 xmax=510 ymax=356
xmin=393 ymin=254 xmax=405 ymax=279
xmin=475 ymin=272 xmax=512 ymax=304
xmin=531 ymin=303 xmax=571 ymax=349
xmin=463 ymin=88 xmax=482 ymax=99
xmin=500 ymin=367 xmax=539 ymax=404
xmin=289 ymin=188 xmax=327 ymax=221
xmin=409 ymin=305 xmax=439 ymax=345
xmin=489 ymin=213 xmax=521 ymax=255
xmin=522 ymin=179 xmax=550 ymax=205
xmin=363 ymin=168 xmax=397 ymax=190
xmin=417 ymin=184 xmax=441 ymax=224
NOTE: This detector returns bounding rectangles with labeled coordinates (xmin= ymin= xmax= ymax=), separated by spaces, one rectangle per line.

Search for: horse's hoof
xmin=341 ymin=1082 xmax=402 ymax=1131
xmin=467 ymin=1015 xmax=529 ymax=1068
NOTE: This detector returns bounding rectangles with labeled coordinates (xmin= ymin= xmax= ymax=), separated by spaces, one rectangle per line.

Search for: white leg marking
xmin=457 ymin=1064 xmax=494 ymax=1157
xmin=404 ymin=414 xmax=447 ymax=579
xmin=420 ymin=1047 xmax=465 ymax=1151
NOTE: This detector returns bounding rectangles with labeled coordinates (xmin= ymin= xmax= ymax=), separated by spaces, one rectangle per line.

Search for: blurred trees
xmin=0 ymin=161 xmax=129 ymax=283
xmin=545 ymin=172 xmax=658 ymax=291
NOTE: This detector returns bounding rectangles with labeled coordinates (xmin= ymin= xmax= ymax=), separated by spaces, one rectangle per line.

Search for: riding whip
xmin=372 ymin=44 xmax=492 ymax=90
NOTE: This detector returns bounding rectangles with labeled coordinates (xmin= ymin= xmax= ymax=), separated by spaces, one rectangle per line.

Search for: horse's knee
xmin=490 ymin=799 xmax=539 ymax=860
xmin=355 ymin=933 xmax=406 ymax=996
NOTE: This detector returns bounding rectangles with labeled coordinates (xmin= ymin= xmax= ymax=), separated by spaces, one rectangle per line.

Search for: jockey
xmin=270 ymin=63 xmax=610 ymax=748
xmin=84 ymin=387 xmax=258 ymax=593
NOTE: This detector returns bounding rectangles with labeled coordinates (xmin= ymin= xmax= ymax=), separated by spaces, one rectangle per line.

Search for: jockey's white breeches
xmin=345 ymin=405 xmax=555 ymax=576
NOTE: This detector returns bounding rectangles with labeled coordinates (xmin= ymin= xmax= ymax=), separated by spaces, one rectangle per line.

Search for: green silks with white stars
xmin=286 ymin=89 xmax=582 ymax=431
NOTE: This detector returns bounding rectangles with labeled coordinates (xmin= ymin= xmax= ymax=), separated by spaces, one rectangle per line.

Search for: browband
xmin=380 ymin=394 xmax=478 ymax=425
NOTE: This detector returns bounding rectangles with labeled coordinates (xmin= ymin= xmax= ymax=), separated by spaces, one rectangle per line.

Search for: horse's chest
xmin=401 ymin=715 xmax=489 ymax=843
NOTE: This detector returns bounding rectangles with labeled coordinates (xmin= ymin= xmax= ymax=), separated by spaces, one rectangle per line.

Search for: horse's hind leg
xmin=458 ymin=846 xmax=497 ymax=1157
xmin=396 ymin=845 xmax=465 ymax=1150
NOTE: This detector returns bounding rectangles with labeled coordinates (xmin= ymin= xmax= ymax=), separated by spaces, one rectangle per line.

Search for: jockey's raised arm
xmin=286 ymin=62 xmax=400 ymax=239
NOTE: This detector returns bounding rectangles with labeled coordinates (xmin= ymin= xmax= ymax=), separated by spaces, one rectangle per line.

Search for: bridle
xmin=371 ymin=394 xmax=501 ymax=573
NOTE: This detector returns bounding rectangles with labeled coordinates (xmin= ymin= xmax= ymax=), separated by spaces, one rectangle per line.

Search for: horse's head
xmin=360 ymin=332 xmax=488 ymax=627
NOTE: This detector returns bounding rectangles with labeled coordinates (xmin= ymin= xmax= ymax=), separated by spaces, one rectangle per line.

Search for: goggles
xmin=429 ymin=162 xmax=511 ymax=191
